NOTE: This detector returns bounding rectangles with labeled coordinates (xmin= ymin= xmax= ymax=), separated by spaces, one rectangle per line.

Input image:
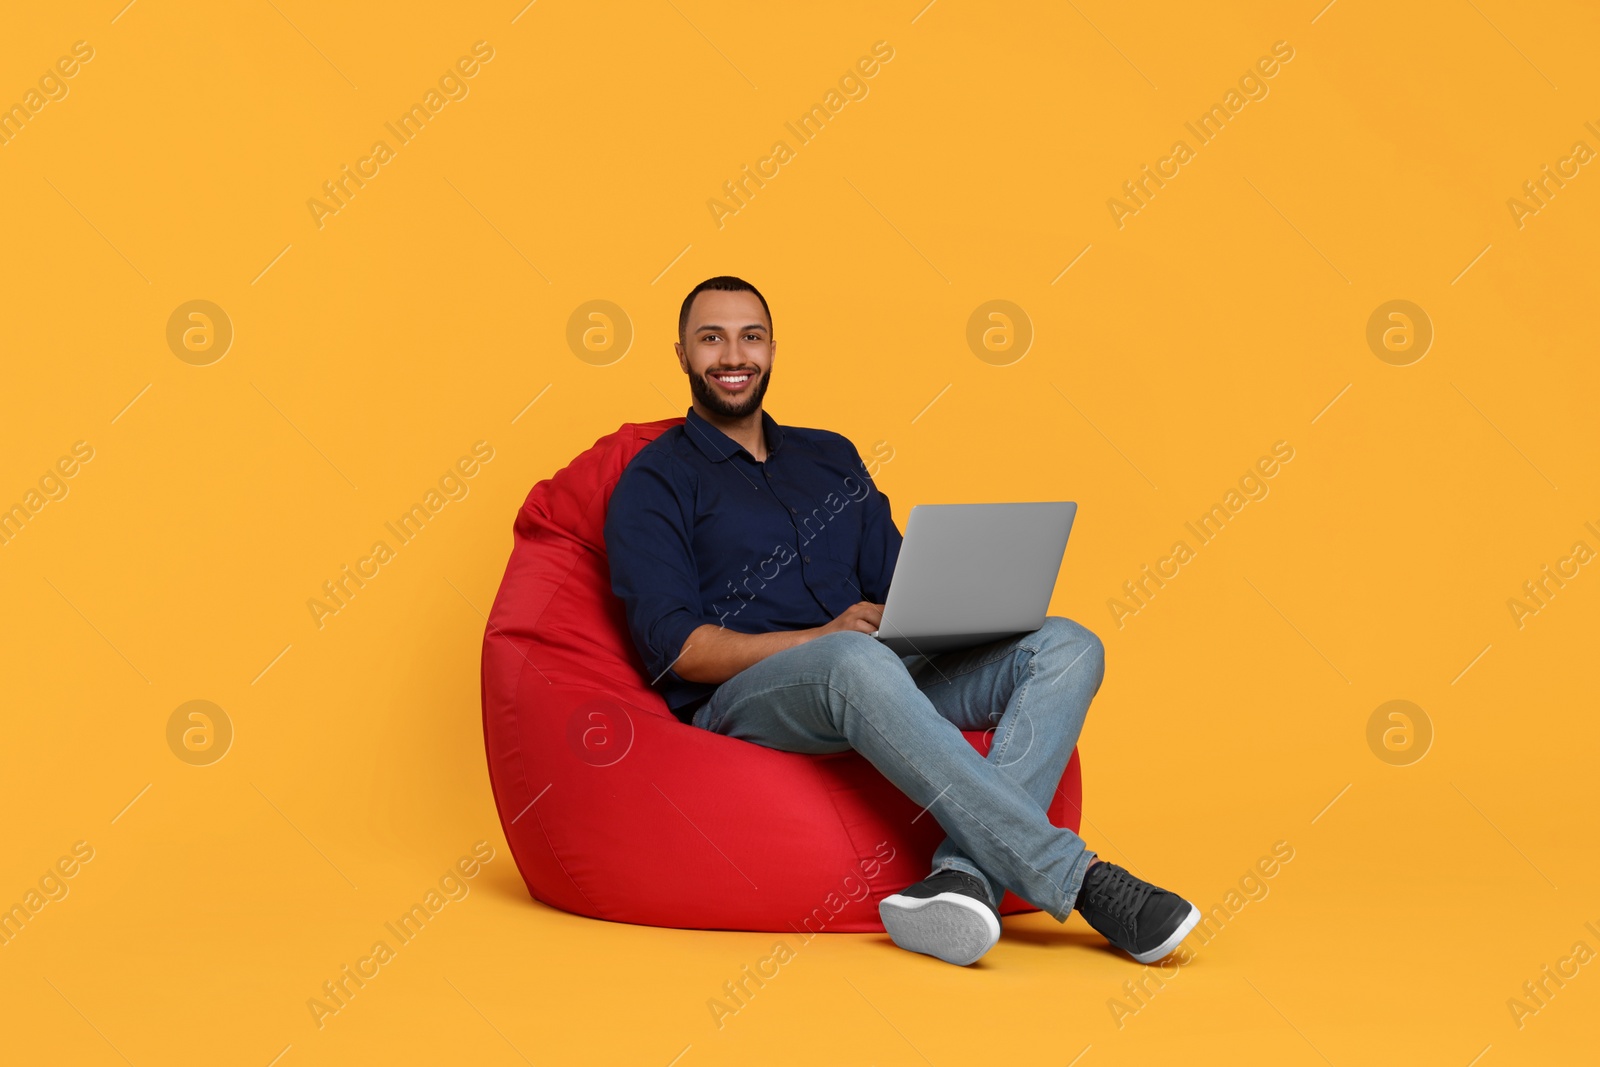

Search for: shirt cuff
xmin=649 ymin=610 xmax=707 ymax=681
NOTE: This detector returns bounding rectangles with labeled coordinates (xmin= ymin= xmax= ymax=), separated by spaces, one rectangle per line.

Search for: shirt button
xmin=790 ymin=507 xmax=797 ymax=514
xmin=803 ymin=555 xmax=811 ymax=563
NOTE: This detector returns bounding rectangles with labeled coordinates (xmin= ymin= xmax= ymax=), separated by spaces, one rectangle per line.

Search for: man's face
xmin=676 ymin=289 xmax=774 ymax=418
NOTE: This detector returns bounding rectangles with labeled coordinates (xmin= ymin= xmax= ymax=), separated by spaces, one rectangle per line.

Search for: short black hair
xmin=678 ymin=275 xmax=772 ymax=345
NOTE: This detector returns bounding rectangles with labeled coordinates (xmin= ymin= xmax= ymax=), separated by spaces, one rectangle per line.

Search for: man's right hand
xmin=816 ymin=601 xmax=885 ymax=636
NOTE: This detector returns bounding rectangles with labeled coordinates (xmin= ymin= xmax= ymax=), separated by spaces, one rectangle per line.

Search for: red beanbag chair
xmin=480 ymin=419 xmax=1082 ymax=932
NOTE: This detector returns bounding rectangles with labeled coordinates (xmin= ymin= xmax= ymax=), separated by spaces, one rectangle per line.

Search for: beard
xmin=690 ymin=364 xmax=772 ymax=418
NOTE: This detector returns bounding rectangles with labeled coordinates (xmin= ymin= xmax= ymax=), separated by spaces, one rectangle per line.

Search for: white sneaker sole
xmin=1128 ymin=902 xmax=1201 ymax=964
xmin=879 ymin=890 xmax=1001 ymax=966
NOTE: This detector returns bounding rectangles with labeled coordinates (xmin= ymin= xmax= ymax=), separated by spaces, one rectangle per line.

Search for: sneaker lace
xmin=1089 ymin=864 xmax=1152 ymax=924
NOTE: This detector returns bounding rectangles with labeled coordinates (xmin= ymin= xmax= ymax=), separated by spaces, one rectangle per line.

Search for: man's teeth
xmin=715 ymin=374 xmax=750 ymax=383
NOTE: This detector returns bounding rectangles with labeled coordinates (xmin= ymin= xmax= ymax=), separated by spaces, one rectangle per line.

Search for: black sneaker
xmin=1075 ymin=861 xmax=1200 ymax=964
xmin=879 ymin=868 xmax=1001 ymax=966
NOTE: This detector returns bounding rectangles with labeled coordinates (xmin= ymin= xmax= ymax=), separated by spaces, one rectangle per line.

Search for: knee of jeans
xmin=1035 ymin=616 xmax=1105 ymax=686
xmin=816 ymin=630 xmax=901 ymax=687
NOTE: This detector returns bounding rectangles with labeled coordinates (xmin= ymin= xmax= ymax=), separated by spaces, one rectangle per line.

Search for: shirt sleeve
xmin=851 ymin=444 xmax=902 ymax=605
xmin=603 ymin=453 xmax=707 ymax=684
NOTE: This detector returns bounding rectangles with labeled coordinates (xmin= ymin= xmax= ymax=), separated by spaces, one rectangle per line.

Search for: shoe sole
xmin=1128 ymin=902 xmax=1202 ymax=964
xmin=879 ymin=891 xmax=1001 ymax=966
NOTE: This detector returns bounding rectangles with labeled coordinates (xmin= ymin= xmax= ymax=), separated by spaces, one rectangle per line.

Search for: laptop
xmin=871 ymin=502 xmax=1077 ymax=656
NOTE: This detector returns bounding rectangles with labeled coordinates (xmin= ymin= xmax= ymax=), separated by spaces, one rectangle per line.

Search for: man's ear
xmin=674 ymin=341 xmax=689 ymax=373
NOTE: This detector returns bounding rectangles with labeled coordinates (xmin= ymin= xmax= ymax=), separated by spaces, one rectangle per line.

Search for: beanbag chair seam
xmin=528 ymin=779 xmax=600 ymax=913
xmin=484 ymin=654 xmax=538 ymax=898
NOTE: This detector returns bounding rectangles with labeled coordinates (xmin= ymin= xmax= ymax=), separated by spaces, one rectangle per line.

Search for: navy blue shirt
xmin=605 ymin=407 xmax=901 ymax=722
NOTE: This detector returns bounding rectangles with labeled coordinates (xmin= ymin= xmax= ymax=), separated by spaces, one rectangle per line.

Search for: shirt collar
xmin=684 ymin=406 xmax=784 ymax=463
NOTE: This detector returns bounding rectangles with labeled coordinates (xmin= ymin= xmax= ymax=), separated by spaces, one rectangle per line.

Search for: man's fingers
xmin=836 ymin=602 xmax=886 ymax=633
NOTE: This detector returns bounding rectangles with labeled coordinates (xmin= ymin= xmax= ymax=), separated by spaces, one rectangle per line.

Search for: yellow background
xmin=3 ymin=1 xmax=1597 ymax=1063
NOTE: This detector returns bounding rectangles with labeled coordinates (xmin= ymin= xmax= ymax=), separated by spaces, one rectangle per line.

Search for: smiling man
xmin=603 ymin=275 xmax=1199 ymax=967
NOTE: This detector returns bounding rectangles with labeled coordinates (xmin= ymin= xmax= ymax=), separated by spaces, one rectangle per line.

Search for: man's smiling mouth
xmin=710 ymin=370 xmax=756 ymax=390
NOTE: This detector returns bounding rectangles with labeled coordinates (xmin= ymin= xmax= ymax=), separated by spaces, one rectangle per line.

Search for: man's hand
xmin=816 ymin=601 xmax=885 ymax=636
xmin=671 ymin=602 xmax=887 ymax=685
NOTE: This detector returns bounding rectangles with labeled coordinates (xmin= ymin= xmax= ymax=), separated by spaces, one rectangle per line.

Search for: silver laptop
xmin=871 ymin=502 xmax=1077 ymax=655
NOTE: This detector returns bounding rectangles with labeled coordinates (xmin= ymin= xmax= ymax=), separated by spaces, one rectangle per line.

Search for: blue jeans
xmin=691 ymin=616 xmax=1105 ymax=921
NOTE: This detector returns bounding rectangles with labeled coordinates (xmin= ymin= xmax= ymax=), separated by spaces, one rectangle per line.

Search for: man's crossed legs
xmin=691 ymin=617 xmax=1199 ymax=965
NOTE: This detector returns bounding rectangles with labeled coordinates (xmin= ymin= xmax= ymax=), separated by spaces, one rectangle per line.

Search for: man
xmin=604 ymin=275 xmax=1199 ymax=966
